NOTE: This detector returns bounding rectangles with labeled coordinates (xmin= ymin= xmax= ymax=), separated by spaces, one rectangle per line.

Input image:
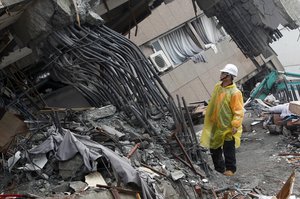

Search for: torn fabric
xmin=28 ymin=126 xmax=155 ymax=199
xmin=29 ymin=127 xmax=101 ymax=171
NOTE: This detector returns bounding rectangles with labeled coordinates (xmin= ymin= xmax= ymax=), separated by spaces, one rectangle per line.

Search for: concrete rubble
xmin=0 ymin=104 xmax=208 ymax=198
xmin=0 ymin=0 xmax=300 ymax=199
xmin=0 ymin=100 xmax=299 ymax=198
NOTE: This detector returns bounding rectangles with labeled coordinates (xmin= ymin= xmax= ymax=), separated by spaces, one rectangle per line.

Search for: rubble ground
xmin=223 ymin=116 xmax=300 ymax=197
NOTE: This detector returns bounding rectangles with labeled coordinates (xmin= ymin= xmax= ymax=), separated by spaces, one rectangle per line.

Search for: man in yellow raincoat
xmin=200 ymin=64 xmax=244 ymax=176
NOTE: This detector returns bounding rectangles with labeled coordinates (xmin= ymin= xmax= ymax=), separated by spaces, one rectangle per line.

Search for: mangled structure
xmin=194 ymin=0 xmax=300 ymax=59
xmin=0 ymin=1 xmax=212 ymax=198
xmin=0 ymin=0 xmax=299 ymax=198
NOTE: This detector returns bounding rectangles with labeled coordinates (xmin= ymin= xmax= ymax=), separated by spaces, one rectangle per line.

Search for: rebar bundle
xmin=43 ymin=25 xmax=171 ymax=134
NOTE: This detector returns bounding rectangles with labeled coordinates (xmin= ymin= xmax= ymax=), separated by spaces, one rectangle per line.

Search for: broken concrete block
xmin=161 ymin=160 xmax=175 ymax=172
xmin=86 ymin=10 xmax=104 ymax=25
xmin=171 ymin=170 xmax=185 ymax=181
xmin=142 ymin=134 xmax=151 ymax=141
xmin=98 ymin=125 xmax=125 ymax=139
xmin=52 ymin=182 xmax=70 ymax=193
xmin=84 ymin=105 xmax=116 ymax=120
xmin=156 ymin=180 xmax=180 ymax=199
xmin=138 ymin=166 xmax=160 ymax=178
xmin=59 ymin=154 xmax=84 ymax=180
xmin=140 ymin=141 xmax=150 ymax=149
xmin=70 ymin=181 xmax=88 ymax=192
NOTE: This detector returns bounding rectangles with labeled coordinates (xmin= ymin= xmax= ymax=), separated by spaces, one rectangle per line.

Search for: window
xmin=191 ymin=15 xmax=226 ymax=44
xmin=149 ymin=14 xmax=226 ymax=67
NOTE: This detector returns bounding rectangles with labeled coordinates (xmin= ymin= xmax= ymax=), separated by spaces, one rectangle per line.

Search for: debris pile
xmin=0 ymin=24 xmax=212 ymax=198
xmin=0 ymin=104 xmax=210 ymax=198
xmin=242 ymin=69 xmax=300 ymax=173
xmin=1 ymin=106 xmax=297 ymax=199
xmin=0 ymin=23 xmax=298 ymax=198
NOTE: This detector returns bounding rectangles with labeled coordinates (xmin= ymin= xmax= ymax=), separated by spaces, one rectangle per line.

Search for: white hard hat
xmin=220 ymin=64 xmax=238 ymax=77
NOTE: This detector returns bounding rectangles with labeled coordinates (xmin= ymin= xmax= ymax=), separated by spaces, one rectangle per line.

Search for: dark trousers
xmin=210 ymin=140 xmax=236 ymax=173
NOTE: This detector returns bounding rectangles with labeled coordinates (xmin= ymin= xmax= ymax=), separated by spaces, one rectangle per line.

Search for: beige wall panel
xmin=156 ymin=6 xmax=178 ymax=29
xmin=177 ymin=83 xmax=200 ymax=103
xmin=138 ymin=20 xmax=157 ymax=42
xmin=167 ymin=63 xmax=198 ymax=88
xmin=160 ymin=73 xmax=180 ymax=93
xmin=170 ymin=90 xmax=183 ymax=102
xmin=207 ymin=67 xmax=222 ymax=83
xmin=193 ymin=61 xmax=210 ymax=75
xmin=187 ymin=77 xmax=211 ymax=101
xmin=198 ymin=70 xmax=217 ymax=94
xmin=168 ymin=0 xmax=195 ymax=25
xmin=147 ymin=11 xmax=169 ymax=36
xmin=139 ymin=45 xmax=153 ymax=57
xmin=130 ymin=0 xmax=201 ymax=45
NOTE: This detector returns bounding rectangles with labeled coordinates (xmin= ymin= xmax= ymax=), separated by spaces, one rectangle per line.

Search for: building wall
xmin=130 ymin=0 xmax=198 ymax=46
xmin=160 ymin=39 xmax=256 ymax=103
xmin=129 ymin=0 xmax=257 ymax=103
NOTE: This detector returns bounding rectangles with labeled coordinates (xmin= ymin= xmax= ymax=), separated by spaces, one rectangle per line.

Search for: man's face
xmin=220 ymin=72 xmax=229 ymax=81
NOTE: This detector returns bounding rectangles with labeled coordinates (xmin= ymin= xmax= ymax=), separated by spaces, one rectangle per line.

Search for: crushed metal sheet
xmin=28 ymin=127 xmax=102 ymax=171
xmin=7 ymin=151 xmax=21 ymax=172
xmin=18 ymin=153 xmax=48 ymax=171
xmin=251 ymin=121 xmax=261 ymax=126
xmin=27 ymin=126 xmax=154 ymax=199
xmin=85 ymin=172 xmax=107 ymax=187
xmin=98 ymin=125 xmax=125 ymax=139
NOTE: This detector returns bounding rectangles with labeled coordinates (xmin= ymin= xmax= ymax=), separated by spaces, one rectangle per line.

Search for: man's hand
xmin=232 ymin=127 xmax=238 ymax=135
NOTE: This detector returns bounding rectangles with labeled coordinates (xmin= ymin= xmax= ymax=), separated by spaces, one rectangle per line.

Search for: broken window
xmin=191 ymin=15 xmax=226 ymax=44
xmin=160 ymin=25 xmax=203 ymax=65
xmin=149 ymin=14 xmax=227 ymax=69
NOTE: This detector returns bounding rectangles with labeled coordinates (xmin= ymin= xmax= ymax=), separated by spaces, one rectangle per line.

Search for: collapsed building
xmin=0 ymin=0 xmax=299 ymax=198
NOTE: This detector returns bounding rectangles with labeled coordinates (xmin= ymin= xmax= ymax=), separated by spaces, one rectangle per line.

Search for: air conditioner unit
xmin=149 ymin=50 xmax=172 ymax=72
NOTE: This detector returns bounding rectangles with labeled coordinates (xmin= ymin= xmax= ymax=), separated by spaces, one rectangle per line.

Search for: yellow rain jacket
xmin=200 ymin=82 xmax=244 ymax=149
